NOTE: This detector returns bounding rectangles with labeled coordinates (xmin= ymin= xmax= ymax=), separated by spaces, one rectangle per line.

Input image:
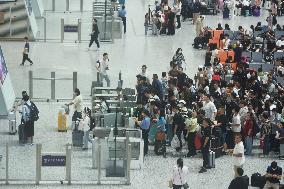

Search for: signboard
xmin=42 ymin=155 xmax=66 ymax=167
xmin=64 ymin=25 xmax=78 ymax=33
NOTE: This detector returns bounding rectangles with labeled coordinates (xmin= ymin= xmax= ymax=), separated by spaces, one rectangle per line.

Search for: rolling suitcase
xmin=18 ymin=124 xmax=26 ymax=144
xmin=58 ymin=108 xmax=67 ymax=132
xmin=8 ymin=111 xmax=17 ymax=135
xmin=209 ymin=150 xmax=215 ymax=168
xmin=72 ymin=130 xmax=84 ymax=147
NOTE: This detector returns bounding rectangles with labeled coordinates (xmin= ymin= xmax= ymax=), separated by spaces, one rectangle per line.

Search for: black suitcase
xmin=72 ymin=130 xmax=84 ymax=147
xmin=18 ymin=124 xmax=26 ymax=144
xmin=193 ymin=37 xmax=204 ymax=49
xmin=251 ymin=173 xmax=266 ymax=188
xmin=223 ymin=8 xmax=230 ymax=19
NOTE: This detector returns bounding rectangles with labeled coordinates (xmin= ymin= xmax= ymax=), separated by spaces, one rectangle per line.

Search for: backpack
xmin=25 ymin=102 xmax=39 ymax=122
xmin=252 ymin=118 xmax=260 ymax=137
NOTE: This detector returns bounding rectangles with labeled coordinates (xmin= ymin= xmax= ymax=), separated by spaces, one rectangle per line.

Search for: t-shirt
xmin=202 ymin=126 xmax=211 ymax=147
xmin=233 ymin=141 xmax=245 ymax=166
xmin=24 ymin=42 xmax=30 ymax=54
xmin=173 ymin=112 xmax=185 ymax=131
xmin=216 ymin=114 xmax=228 ymax=133
xmin=232 ymin=114 xmax=241 ymax=133
xmin=97 ymin=59 xmax=109 ymax=75
xmin=141 ymin=117 xmax=151 ymax=130
xmin=266 ymin=166 xmax=282 ymax=183
xmin=202 ymin=101 xmax=217 ymax=120
xmin=72 ymin=95 xmax=83 ymax=112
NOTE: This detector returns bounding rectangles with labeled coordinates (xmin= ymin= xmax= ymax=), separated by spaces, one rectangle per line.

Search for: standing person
xmin=192 ymin=0 xmax=201 ymax=24
xmin=230 ymin=106 xmax=241 ymax=134
xmin=263 ymin=161 xmax=282 ymax=189
xmin=167 ymin=7 xmax=176 ymax=35
xmin=118 ymin=5 xmax=127 ymax=34
xmin=171 ymin=158 xmax=189 ymax=189
xmin=202 ymin=94 xmax=217 ymax=121
xmin=20 ymin=37 xmax=33 ymax=66
xmin=144 ymin=13 xmax=149 ymax=35
xmin=215 ymin=106 xmax=229 ymax=154
xmin=66 ymin=88 xmax=83 ymax=130
xmin=185 ymin=111 xmax=198 ymax=157
xmin=96 ymin=53 xmax=110 ymax=87
xmin=260 ymin=112 xmax=272 ymax=158
xmin=243 ymin=112 xmax=253 ymax=156
xmin=22 ymin=95 xmax=36 ymax=145
xmin=88 ymin=18 xmax=100 ymax=51
xmin=140 ymin=64 xmax=151 ymax=84
xmin=172 ymin=104 xmax=186 ymax=152
xmin=175 ymin=0 xmax=182 ymax=29
xmin=195 ymin=15 xmax=204 ymax=37
xmin=228 ymin=133 xmax=245 ymax=178
xmin=152 ymin=74 xmax=164 ymax=100
xmin=82 ymin=107 xmax=93 ymax=150
xmin=172 ymin=48 xmax=185 ymax=68
xmin=135 ymin=110 xmax=151 ymax=156
xmin=199 ymin=118 xmax=211 ymax=173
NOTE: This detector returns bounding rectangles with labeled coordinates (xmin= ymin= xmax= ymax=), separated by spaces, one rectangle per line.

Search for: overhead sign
xmin=42 ymin=155 xmax=66 ymax=167
xmin=64 ymin=25 xmax=78 ymax=32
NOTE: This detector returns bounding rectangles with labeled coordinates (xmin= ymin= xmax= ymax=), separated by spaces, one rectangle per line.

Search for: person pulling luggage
xmin=66 ymin=88 xmax=83 ymax=130
xmin=199 ymin=118 xmax=212 ymax=173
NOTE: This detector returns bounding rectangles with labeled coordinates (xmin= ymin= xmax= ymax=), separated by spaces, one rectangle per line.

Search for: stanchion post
xmin=73 ymin=72 xmax=77 ymax=92
xmin=66 ymin=0 xmax=69 ymax=12
xmin=52 ymin=0 xmax=55 ymax=11
xmin=66 ymin=144 xmax=72 ymax=185
xmin=126 ymin=143 xmax=131 ymax=185
xmin=5 ymin=144 xmax=9 ymax=185
xmin=29 ymin=70 xmax=33 ymax=99
xmin=43 ymin=17 xmax=46 ymax=42
xmin=80 ymin=0 xmax=83 ymax=12
xmin=97 ymin=72 xmax=100 ymax=82
xmin=36 ymin=144 xmax=42 ymax=185
xmin=78 ymin=19 xmax=81 ymax=43
xmin=97 ymin=143 xmax=101 ymax=185
xmin=9 ymin=6 xmax=12 ymax=37
xmin=61 ymin=18 xmax=64 ymax=43
xmin=92 ymin=138 xmax=98 ymax=169
xmin=51 ymin=72 xmax=55 ymax=100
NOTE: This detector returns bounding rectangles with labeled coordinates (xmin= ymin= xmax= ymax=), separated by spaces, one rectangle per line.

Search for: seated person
xmin=222 ymin=34 xmax=231 ymax=50
xmin=241 ymin=35 xmax=251 ymax=51
xmin=275 ymin=24 xmax=282 ymax=31
xmin=264 ymin=161 xmax=282 ymax=189
xmin=225 ymin=23 xmax=231 ymax=30
xmin=216 ymin=23 xmax=223 ymax=30
xmin=265 ymin=28 xmax=275 ymax=40
xmin=228 ymin=167 xmax=249 ymax=189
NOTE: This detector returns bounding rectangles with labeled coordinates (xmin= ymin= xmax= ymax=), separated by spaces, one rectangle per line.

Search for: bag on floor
xmin=171 ymin=135 xmax=180 ymax=149
xmin=251 ymin=173 xmax=265 ymax=187
xmin=18 ymin=124 xmax=26 ymax=144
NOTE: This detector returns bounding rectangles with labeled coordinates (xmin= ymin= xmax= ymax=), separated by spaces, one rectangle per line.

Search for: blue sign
xmin=64 ymin=25 xmax=78 ymax=33
xmin=42 ymin=155 xmax=66 ymax=167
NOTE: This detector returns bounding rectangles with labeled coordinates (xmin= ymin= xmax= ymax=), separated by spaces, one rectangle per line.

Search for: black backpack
xmin=25 ymin=102 xmax=39 ymax=122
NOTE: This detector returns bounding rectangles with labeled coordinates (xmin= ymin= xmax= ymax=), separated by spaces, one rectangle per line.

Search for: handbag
xmin=178 ymin=168 xmax=189 ymax=189
xmin=156 ymin=131 xmax=166 ymax=141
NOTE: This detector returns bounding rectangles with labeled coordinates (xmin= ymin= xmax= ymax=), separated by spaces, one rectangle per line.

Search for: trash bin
xmin=0 ymin=12 xmax=4 ymax=24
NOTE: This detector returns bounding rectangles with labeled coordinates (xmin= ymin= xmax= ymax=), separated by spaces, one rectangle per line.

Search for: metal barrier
xmin=1 ymin=141 xmax=131 ymax=185
xmin=60 ymin=18 xmax=82 ymax=43
xmin=28 ymin=71 xmax=77 ymax=101
xmin=47 ymin=0 xmax=87 ymax=13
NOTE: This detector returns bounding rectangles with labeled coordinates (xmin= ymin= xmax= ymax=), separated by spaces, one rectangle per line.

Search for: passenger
xmin=171 ymin=158 xmax=189 ymax=189
xmin=22 ymin=95 xmax=35 ymax=145
xmin=66 ymin=88 xmax=83 ymax=130
xmin=82 ymin=107 xmax=93 ymax=150
xmin=96 ymin=53 xmax=110 ymax=87
xmin=88 ymin=18 xmax=100 ymax=51
xmin=263 ymin=161 xmax=282 ymax=189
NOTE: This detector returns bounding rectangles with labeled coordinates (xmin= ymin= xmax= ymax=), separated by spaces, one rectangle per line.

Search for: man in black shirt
xmin=199 ymin=118 xmax=211 ymax=173
xmin=20 ymin=37 xmax=33 ymax=66
xmin=228 ymin=168 xmax=249 ymax=189
xmin=215 ymin=106 xmax=229 ymax=153
xmin=264 ymin=161 xmax=282 ymax=189
xmin=88 ymin=18 xmax=100 ymax=50
xmin=172 ymin=104 xmax=185 ymax=151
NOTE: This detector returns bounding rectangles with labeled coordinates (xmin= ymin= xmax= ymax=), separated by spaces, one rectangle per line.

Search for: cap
xmin=142 ymin=65 xmax=147 ymax=69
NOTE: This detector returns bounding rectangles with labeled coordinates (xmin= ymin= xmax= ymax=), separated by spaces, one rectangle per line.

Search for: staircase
xmin=0 ymin=0 xmax=31 ymax=40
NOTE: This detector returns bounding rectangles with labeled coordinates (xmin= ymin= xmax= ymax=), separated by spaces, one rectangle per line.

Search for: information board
xmin=42 ymin=155 xmax=66 ymax=167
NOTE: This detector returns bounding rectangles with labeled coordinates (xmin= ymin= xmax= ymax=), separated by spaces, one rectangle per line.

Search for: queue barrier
xmin=1 ymin=141 xmax=131 ymax=185
xmin=28 ymin=71 xmax=77 ymax=101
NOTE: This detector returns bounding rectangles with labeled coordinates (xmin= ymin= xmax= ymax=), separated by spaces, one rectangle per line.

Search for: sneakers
xmin=30 ymin=62 xmax=33 ymax=65
xmin=199 ymin=167 xmax=207 ymax=173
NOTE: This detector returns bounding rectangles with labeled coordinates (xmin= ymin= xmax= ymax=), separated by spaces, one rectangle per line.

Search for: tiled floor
xmin=1 ymin=0 xmax=284 ymax=188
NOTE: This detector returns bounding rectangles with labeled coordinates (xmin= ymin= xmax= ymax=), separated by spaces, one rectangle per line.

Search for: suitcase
xmin=18 ymin=124 xmax=26 ymax=144
xmin=72 ymin=130 xmax=84 ymax=147
xmin=223 ymin=8 xmax=230 ymax=19
xmin=210 ymin=137 xmax=223 ymax=158
xmin=58 ymin=110 xmax=67 ymax=132
xmin=8 ymin=111 xmax=17 ymax=135
xmin=251 ymin=173 xmax=266 ymax=187
xmin=154 ymin=140 xmax=166 ymax=155
xmin=209 ymin=150 xmax=215 ymax=168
